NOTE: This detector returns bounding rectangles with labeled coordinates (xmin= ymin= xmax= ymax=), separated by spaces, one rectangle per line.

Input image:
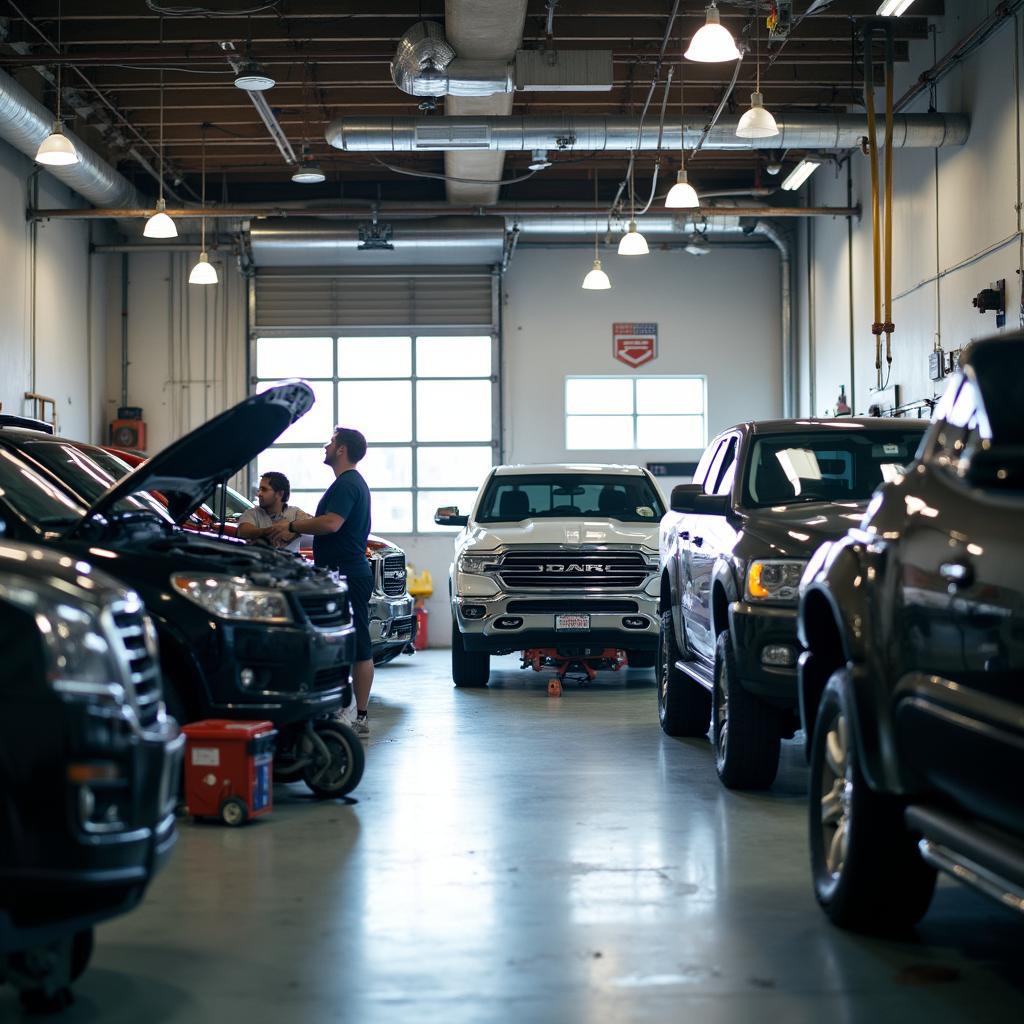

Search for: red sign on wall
xmin=613 ymin=322 xmax=658 ymax=368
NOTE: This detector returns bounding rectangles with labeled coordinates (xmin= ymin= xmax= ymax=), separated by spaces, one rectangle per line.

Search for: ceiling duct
xmin=0 ymin=65 xmax=141 ymax=208
xmin=328 ymin=112 xmax=970 ymax=153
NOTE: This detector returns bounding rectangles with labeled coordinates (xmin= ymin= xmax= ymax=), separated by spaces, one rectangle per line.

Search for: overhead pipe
xmin=327 ymin=112 xmax=969 ymax=153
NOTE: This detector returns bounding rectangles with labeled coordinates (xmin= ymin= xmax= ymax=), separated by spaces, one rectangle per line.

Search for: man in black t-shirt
xmin=268 ymin=426 xmax=374 ymax=738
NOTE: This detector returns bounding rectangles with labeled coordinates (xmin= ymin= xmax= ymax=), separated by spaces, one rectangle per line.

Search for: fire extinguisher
xmin=414 ymin=602 xmax=429 ymax=651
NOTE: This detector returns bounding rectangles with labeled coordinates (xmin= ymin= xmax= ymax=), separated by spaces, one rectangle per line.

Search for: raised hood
xmin=81 ymin=381 xmax=314 ymax=526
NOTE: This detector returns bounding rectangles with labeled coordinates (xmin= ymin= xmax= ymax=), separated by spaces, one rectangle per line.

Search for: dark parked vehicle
xmin=798 ymin=333 xmax=1024 ymax=932
xmin=657 ymin=417 xmax=927 ymax=789
xmin=0 ymin=538 xmax=182 ymax=1011
xmin=0 ymin=383 xmax=364 ymax=799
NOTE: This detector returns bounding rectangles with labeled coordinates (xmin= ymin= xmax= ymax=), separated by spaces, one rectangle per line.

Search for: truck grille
xmin=297 ymin=592 xmax=351 ymax=629
xmin=505 ymin=599 xmax=639 ymax=614
xmin=313 ymin=664 xmax=348 ymax=690
xmin=110 ymin=605 xmax=162 ymax=728
xmin=381 ymin=553 xmax=407 ymax=596
xmin=497 ymin=551 xmax=650 ymax=590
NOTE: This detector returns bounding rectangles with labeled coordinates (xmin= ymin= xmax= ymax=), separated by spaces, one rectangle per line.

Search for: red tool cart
xmin=181 ymin=720 xmax=277 ymax=826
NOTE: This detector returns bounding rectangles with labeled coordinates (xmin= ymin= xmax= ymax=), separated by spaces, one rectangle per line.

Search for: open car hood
xmin=81 ymin=381 xmax=314 ymax=526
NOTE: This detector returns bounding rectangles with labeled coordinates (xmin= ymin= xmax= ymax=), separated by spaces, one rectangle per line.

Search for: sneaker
xmin=351 ymin=715 xmax=369 ymax=739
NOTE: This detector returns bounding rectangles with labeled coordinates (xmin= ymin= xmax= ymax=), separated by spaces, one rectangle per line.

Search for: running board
xmin=675 ymin=657 xmax=714 ymax=693
xmin=906 ymin=805 xmax=1024 ymax=915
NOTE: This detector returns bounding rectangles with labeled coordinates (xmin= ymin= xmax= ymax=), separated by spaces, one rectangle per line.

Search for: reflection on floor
xmin=6 ymin=650 xmax=1022 ymax=1023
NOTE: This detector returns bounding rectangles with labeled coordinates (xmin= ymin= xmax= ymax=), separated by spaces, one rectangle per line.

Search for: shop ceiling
xmin=1 ymin=0 xmax=952 ymax=213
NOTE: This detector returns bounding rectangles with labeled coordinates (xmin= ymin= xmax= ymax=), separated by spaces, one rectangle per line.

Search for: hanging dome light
xmin=665 ymin=169 xmax=700 ymax=209
xmin=188 ymin=251 xmax=218 ymax=285
xmin=618 ymin=221 xmax=649 ymax=256
xmin=234 ymin=59 xmax=275 ymax=91
xmin=736 ymin=91 xmax=779 ymax=139
xmin=685 ymin=3 xmax=741 ymax=63
xmin=35 ymin=121 xmax=79 ymax=166
xmin=143 ymin=197 xmax=177 ymax=239
xmin=582 ymin=258 xmax=611 ymax=290
xmin=292 ymin=159 xmax=326 ymax=184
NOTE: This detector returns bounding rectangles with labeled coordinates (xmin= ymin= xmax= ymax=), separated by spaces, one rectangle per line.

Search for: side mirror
xmin=693 ymin=493 xmax=730 ymax=516
xmin=962 ymin=445 xmax=1024 ymax=489
xmin=434 ymin=506 xmax=469 ymax=527
xmin=670 ymin=484 xmax=702 ymax=513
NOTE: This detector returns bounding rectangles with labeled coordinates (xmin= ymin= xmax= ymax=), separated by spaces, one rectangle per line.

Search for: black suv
xmin=0 ymin=537 xmax=182 ymax=1011
xmin=657 ymin=417 xmax=927 ymax=789
xmin=798 ymin=333 xmax=1024 ymax=932
xmin=0 ymin=384 xmax=363 ymax=799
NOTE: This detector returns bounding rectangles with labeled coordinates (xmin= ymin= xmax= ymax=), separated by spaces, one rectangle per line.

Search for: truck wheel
xmin=625 ymin=649 xmax=656 ymax=669
xmin=451 ymin=617 xmax=489 ymax=687
xmin=809 ymin=670 xmax=936 ymax=932
xmin=220 ymin=797 xmax=248 ymax=827
xmin=657 ymin=611 xmax=710 ymax=736
xmin=712 ymin=631 xmax=780 ymax=789
xmin=304 ymin=720 xmax=365 ymax=798
xmin=70 ymin=929 xmax=94 ymax=983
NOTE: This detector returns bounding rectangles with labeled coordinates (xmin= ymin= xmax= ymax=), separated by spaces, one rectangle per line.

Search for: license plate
xmin=555 ymin=613 xmax=590 ymax=631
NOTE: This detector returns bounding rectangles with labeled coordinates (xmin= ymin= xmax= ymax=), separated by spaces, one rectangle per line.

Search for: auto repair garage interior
xmin=1 ymin=0 xmax=1023 ymax=1020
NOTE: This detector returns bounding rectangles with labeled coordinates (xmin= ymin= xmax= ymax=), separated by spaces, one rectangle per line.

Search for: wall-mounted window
xmin=254 ymin=334 xmax=496 ymax=533
xmin=565 ymin=375 xmax=707 ymax=450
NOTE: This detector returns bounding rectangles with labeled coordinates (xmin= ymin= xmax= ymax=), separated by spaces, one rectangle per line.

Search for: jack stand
xmin=523 ymin=647 xmax=626 ymax=695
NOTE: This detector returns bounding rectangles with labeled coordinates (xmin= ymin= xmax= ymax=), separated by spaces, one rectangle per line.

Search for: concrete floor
xmin=5 ymin=650 xmax=1022 ymax=1023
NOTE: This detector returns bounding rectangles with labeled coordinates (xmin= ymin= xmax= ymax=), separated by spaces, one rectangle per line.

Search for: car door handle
xmin=939 ymin=561 xmax=974 ymax=588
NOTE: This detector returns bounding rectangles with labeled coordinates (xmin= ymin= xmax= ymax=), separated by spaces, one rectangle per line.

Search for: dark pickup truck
xmin=799 ymin=332 xmax=1024 ymax=932
xmin=657 ymin=417 xmax=927 ymax=789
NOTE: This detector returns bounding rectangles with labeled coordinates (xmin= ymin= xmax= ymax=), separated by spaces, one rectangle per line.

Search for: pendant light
xmin=618 ymin=160 xmax=649 ymax=256
xmin=685 ymin=2 xmax=741 ymax=63
xmin=292 ymin=143 xmax=326 ymax=184
xmin=145 ymin=26 xmax=177 ymax=239
xmin=189 ymin=126 xmax=218 ymax=285
xmin=736 ymin=5 xmax=779 ymax=140
xmin=582 ymin=172 xmax=611 ymax=290
xmin=665 ymin=47 xmax=700 ymax=209
xmin=35 ymin=0 xmax=79 ymax=167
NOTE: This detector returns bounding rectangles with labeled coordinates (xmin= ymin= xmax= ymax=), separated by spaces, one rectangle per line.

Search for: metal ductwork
xmin=328 ymin=112 xmax=970 ymax=153
xmin=0 ymin=65 xmax=142 ymax=208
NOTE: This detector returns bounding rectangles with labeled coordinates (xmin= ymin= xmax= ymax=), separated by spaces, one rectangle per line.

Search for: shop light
xmin=666 ymin=169 xmax=700 ymax=208
xmin=292 ymin=159 xmax=326 ymax=184
xmin=188 ymin=251 xmax=218 ymax=285
xmin=780 ymin=159 xmax=821 ymax=191
xmin=144 ymin=198 xmax=177 ymax=238
xmin=36 ymin=122 xmax=79 ymax=166
xmin=582 ymin=258 xmax=611 ymax=290
xmin=685 ymin=2 xmax=741 ymax=63
xmin=234 ymin=60 xmax=275 ymax=91
xmin=876 ymin=0 xmax=916 ymax=15
xmin=618 ymin=221 xmax=649 ymax=256
xmin=736 ymin=12 xmax=778 ymax=140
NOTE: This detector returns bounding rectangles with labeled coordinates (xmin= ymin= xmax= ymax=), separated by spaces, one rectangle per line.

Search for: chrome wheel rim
xmin=658 ymin=641 xmax=668 ymax=717
xmin=222 ymin=801 xmax=244 ymax=826
xmin=819 ymin=712 xmax=852 ymax=879
xmin=305 ymin=730 xmax=352 ymax=791
xmin=715 ymin=667 xmax=729 ymax=763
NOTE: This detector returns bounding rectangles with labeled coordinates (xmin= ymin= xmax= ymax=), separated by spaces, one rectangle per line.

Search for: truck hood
xmin=78 ymin=381 xmax=314 ymax=528
xmin=463 ymin=517 xmax=659 ymax=552
xmin=739 ymin=500 xmax=867 ymax=558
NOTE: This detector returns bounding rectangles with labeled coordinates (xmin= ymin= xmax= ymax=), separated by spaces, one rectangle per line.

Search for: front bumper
xmin=454 ymin=591 xmax=659 ymax=655
xmin=728 ymin=600 xmax=800 ymax=710
xmin=370 ymin=594 xmax=415 ymax=648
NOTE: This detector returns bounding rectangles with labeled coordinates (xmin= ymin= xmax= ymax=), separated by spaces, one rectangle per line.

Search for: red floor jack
xmin=522 ymin=648 xmax=627 ymax=696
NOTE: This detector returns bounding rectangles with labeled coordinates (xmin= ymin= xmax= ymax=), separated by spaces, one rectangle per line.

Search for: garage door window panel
xmin=255 ymin=336 xmax=333 ymax=379
xmin=416 ymin=380 xmax=492 ymax=443
xmin=337 ymin=337 xmax=412 ymax=379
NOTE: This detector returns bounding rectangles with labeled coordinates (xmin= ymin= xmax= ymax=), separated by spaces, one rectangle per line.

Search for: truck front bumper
xmin=727 ymin=600 xmax=800 ymax=710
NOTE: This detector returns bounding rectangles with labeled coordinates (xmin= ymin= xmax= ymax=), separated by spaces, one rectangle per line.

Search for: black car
xmin=798 ymin=333 xmax=1024 ymax=932
xmin=657 ymin=417 xmax=928 ymax=789
xmin=0 ymin=383 xmax=364 ymax=799
xmin=0 ymin=537 xmax=182 ymax=1011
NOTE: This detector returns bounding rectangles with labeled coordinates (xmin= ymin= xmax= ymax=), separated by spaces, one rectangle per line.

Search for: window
xmin=565 ymin=375 xmax=706 ymax=450
xmin=254 ymin=334 xmax=496 ymax=534
xmin=476 ymin=473 xmax=665 ymax=524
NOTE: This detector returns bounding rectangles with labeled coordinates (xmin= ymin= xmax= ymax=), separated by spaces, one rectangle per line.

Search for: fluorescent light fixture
xmin=234 ymin=60 xmax=275 ymax=91
xmin=582 ymin=258 xmax=611 ymax=290
xmin=143 ymin=198 xmax=177 ymax=238
xmin=35 ymin=122 xmax=79 ymax=166
xmin=617 ymin=221 xmax=649 ymax=256
xmin=736 ymin=91 xmax=779 ymax=139
xmin=780 ymin=159 xmax=821 ymax=191
xmin=685 ymin=3 xmax=741 ymax=63
xmin=188 ymin=251 xmax=218 ymax=285
xmin=876 ymin=0 xmax=916 ymax=15
xmin=665 ymin=169 xmax=700 ymax=209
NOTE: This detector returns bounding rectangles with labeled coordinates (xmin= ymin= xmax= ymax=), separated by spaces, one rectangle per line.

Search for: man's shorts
xmin=344 ymin=571 xmax=373 ymax=663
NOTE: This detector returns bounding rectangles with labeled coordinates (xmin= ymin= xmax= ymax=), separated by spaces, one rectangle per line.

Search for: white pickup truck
xmin=435 ymin=464 xmax=665 ymax=686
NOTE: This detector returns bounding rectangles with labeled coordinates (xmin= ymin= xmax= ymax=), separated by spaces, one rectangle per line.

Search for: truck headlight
xmin=457 ymin=554 xmax=493 ymax=575
xmin=171 ymin=573 xmax=292 ymax=623
xmin=745 ymin=560 xmax=806 ymax=603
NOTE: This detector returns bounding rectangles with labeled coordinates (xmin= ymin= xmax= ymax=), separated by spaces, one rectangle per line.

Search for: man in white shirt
xmin=237 ymin=472 xmax=309 ymax=553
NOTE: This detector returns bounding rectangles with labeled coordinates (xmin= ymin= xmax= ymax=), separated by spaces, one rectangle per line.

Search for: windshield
xmin=476 ymin=473 xmax=665 ymax=523
xmin=0 ymin=448 xmax=87 ymax=528
xmin=17 ymin=441 xmax=174 ymax=523
xmin=743 ymin=430 xmax=926 ymax=508
xmin=201 ymin=483 xmax=254 ymax=522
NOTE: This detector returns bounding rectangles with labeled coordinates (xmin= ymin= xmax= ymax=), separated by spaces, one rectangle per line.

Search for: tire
xmin=451 ymin=616 xmax=489 ymax=687
xmin=303 ymin=720 xmax=365 ymax=798
xmin=70 ymin=929 xmax=94 ymax=983
xmin=808 ymin=670 xmax=936 ymax=932
xmin=220 ymin=797 xmax=248 ymax=827
xmin=625 ymin=649 xmax=656 ymax=669
xmin=712 ymin=631 xmax=781 ymax=790
xmin=657 ymin=611 xmax=711 ymax=736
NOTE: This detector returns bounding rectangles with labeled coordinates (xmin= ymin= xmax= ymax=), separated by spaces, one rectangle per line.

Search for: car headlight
xmin=457 ymin=554 xmax=493 ymax=575
xmin=745 ymin=560 xmax=806 ymax=603
xmin=171 ymin=573 xmax=292 ymax=623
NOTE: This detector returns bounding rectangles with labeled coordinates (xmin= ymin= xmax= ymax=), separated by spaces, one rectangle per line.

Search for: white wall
xmin=796 ymin=0 xmax=1022 ymax=418
xmin=0 ymin=143 xmax=111 ymax=441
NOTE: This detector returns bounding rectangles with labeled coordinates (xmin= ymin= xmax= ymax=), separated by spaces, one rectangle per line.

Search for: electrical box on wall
xmin=109 ymin=407 xmax=146 ymax=451
xmin=928 ymin=349 xmax=945 ymax=381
